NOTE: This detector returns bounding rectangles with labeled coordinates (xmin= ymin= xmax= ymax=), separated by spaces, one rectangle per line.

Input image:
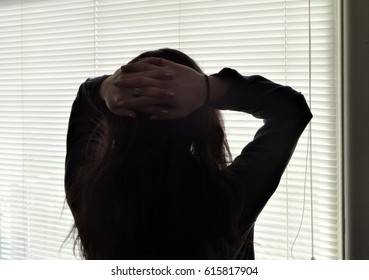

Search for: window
xmin=0 ymin=0 xmax=340 ymax=259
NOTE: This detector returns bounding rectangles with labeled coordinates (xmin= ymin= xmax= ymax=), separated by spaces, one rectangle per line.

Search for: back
xmin=67 ymin=106 xmax=239 ymax=259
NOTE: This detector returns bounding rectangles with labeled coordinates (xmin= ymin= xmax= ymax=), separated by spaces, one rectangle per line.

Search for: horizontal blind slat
xmin=0 ymin=0 xmax=339 ymax=260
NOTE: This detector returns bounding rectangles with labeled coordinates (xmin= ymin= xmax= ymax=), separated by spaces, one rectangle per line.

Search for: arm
xmin=111 ymin=59 xmax=312 ymax=225
xmin=212 ymin=68 xmax=312 ymax=225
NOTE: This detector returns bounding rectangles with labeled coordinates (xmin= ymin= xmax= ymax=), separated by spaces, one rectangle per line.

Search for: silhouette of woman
xmin=65 ymin=48 xmax=312 ymax=259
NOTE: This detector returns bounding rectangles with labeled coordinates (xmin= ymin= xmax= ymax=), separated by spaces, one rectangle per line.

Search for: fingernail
xmin=166 ymin=91 xmax=174 ymax=97
xmin=161 ymin=109 xmax=169 ymax=114
xmin=116 ymin=101 xmax=124 ymax=107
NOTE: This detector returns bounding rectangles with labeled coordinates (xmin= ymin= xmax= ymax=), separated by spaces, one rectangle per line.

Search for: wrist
xmin=207 ymin=76 xmax=229 ymax=106
xmin=99 ymin=75 xmax=112 ymax=102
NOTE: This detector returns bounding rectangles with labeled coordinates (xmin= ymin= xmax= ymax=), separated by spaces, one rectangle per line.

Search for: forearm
xmin=210 ymin=68 xmax=312 ymax=122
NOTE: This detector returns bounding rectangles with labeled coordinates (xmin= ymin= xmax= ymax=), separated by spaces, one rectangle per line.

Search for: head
xmin=99 ymin=48 xmax=231 ymax=174
xmin=67 ymin=48 xmax=241 ymax=259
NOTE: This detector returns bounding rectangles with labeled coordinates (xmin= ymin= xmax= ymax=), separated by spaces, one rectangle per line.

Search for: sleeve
xmin=64 ymin=75 xmax=110 ymax=195
xmin=213 ymin=68 xmax=313 ymax=226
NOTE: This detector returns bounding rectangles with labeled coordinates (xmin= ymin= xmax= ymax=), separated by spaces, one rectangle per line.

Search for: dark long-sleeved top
xmin=65 ymin=68 xmax=312 ymax=259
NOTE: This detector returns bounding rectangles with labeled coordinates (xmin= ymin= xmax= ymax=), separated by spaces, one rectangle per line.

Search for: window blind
xmin=0 ymin=0 xmax=340 ymax=259
xmin=0 ymin=0 xmax=96 ymax=259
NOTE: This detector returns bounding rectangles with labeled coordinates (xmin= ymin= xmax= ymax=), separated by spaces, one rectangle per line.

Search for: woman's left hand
xmin=99 ymin=66 xmax=175 ymax=118
xmin=113 ymin=57 xmax=209 ymax=119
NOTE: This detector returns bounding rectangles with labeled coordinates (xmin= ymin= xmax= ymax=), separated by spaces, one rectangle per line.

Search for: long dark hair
xmin=66 ymin=48 xmax=244 ymax=259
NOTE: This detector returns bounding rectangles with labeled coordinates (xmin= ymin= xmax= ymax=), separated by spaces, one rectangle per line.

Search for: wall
xmin=343 ymin=0 xmax=369 ymax=259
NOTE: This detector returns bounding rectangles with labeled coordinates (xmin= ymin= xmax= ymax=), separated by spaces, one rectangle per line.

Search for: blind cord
xmin=283 ymin=0 xmax=290 ymax=260
xmin=290 ymin=0 xmax=316 ymax=260
xmin=308 ymin=0 xmax=316 ymax=261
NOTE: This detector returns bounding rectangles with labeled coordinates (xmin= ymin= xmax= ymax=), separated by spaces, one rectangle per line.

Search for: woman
xmin=65 ymin=48 xmax=312 ymax=259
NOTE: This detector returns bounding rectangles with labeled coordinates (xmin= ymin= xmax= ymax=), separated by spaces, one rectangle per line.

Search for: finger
xmin=134 ymin=105 xmax=170 ymax=117
xmin=121 ymin=57 xmax=179 ymax=73
xmin=111 ymin=99 xmax=170 ymax=118
xmin=117 ymin=69 xmax=173 ymax=82
xmin=130 ymin=87 xmax=175 ymax=98
xmin=114 ymin=75 xmax=168 ymax=89
xmin=104 ymin=96 xmax=136 ymax=118
xmin=137 ymin=57 xmax=178 ymax=68
xmin=121 ymin=61 xmax=162 ymax=73
xmin=109 ymin=104 xmax=137 ymax=118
